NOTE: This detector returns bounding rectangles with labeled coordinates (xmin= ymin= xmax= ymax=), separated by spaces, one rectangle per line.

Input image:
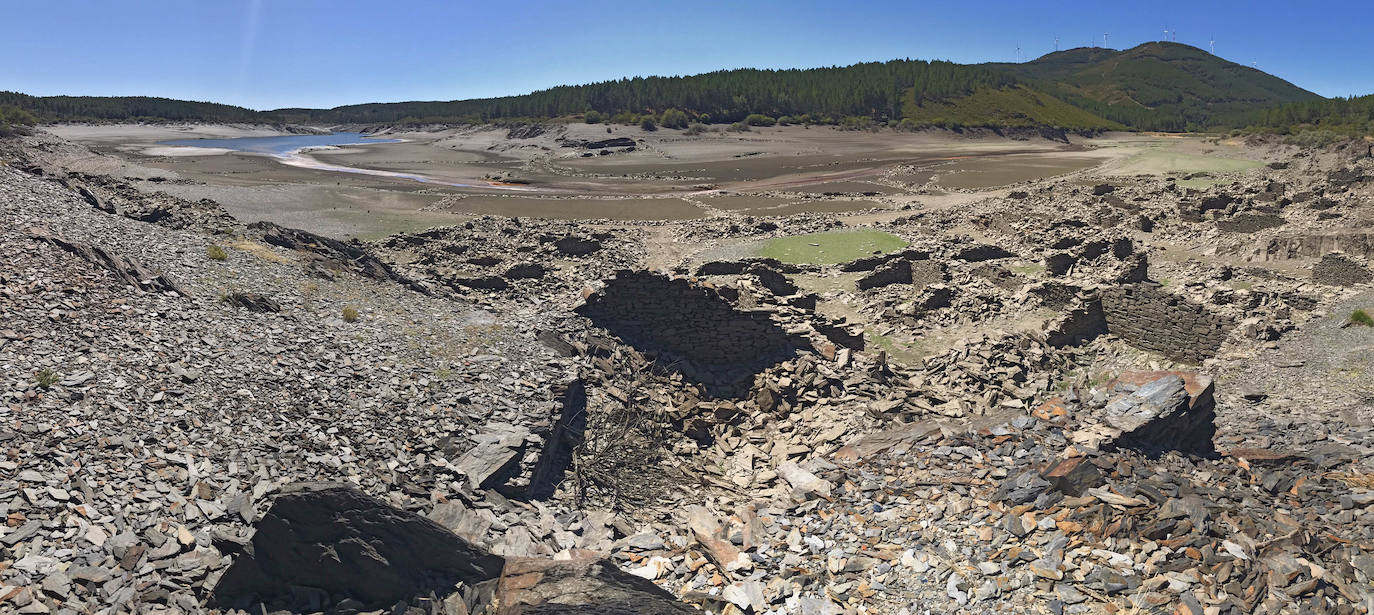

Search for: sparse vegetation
xmin=35 ymin=368 xmax=58 ymax=389
xmin=206 ymin=244 xmax=228 ymax=260
xmin=1350 ymin=309 xmax=1374 ymax=327
xmin=744 ymin=114 xmax=776 ymax=127
xmin=229 ymin=239 xmax=289 ymax=263
xmin=342 ymin=306 xmax=360 ymax=322
xmin=0 ymin=104 xmax=36 ymax=137
xmin=660 ymin=108 xmax=689 ymax=129
xmin=727 ymin=121 xmax=750 ymax=132
xmin=683 ymin=123 xmax=706 ymax=136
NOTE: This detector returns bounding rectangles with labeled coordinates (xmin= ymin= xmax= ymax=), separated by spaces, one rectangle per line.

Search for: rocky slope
xmin=2 ymin=131 xmax=1373 ymax=615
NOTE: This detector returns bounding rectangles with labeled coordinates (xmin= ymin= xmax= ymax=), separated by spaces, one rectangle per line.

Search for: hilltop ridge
xmin=0 ymin=42 xmax=1328 ymax=133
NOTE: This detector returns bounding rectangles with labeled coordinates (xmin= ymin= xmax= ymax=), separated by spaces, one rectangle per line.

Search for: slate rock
xmin=211 ymin=484 xmax=504 ymax=611
xmin=495 ymin=555 xmax=696 ymax=614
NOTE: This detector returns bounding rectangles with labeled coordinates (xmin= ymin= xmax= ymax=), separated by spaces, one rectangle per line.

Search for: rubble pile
xmin=372 ymin=217 xmax=644 ymax=302
xmin=678 ymin=215 xmax=844 ymax=242
xmin=558 ymin=371 xmax=1374 ymax=614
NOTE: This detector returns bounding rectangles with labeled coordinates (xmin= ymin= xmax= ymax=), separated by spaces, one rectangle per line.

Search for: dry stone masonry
xmin=575 ymin=271 xmax=806 ymax=397
xmin=1101 ymin=283 xmax=1233 ymax=363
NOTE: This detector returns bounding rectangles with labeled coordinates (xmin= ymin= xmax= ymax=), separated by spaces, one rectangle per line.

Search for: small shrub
xmin=639 ymin=117 xmax=657 ymax=131
xmin=744 ymin=114 xmax=776 ymax=127
xmin=206 ymin=245 xmax=228 ymax=260
xmin=683 ymin=123 xmax=706 ymax=136
xmin=728 ymin=121 xmax=751 ymax=132
xmin=584 ymin=110 xmax=602 ymax=124
xmin=342 ymin=306 xmax=360 ymax=322
xmin=35 ymin=368 xmax=58 ymax=389
xmin=660 ymin=108 xmax=689 ymax=129
xmin=1351 ymin=309 xmax=1374 ymax=327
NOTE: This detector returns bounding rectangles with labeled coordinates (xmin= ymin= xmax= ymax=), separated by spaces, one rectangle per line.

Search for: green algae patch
xmin=758 ymin=230 xmax=908 ymax=265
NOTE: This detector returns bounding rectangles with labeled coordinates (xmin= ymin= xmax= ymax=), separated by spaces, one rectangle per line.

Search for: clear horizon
xmin=6 ymin=0 xmax=1373 ymax=110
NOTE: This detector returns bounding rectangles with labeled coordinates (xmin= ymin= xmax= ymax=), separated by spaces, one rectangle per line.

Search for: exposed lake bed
xmin=44 ymin=123 xmax=1266 ymax=238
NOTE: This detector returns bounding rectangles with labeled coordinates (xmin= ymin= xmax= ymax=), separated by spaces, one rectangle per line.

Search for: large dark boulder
xmin=212 ymin=485 xmax=505 ymax=612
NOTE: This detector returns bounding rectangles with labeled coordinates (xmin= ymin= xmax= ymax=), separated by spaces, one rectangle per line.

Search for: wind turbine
xmin=1210 ymin=34 xmax=1215 ymax=54
xmin=1055 ymin=36 xmax=1059 ymax=51
xmin=1103 ymin=32 xmax=1109 ymax=48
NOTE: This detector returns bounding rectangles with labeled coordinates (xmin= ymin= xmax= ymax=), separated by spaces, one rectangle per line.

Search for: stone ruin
xmin=1256 ymin=231 xmax=1374 ymax=261
xmin=1312 ymin=252 xmax=1374 ymax=286
xmin=574 ymin=271 xmax=809 ymax=397
xmin=1099 ymin=284 xmax=1232 ymax=363
xmin=1044 ymin=283 xmax=1234 ymax=363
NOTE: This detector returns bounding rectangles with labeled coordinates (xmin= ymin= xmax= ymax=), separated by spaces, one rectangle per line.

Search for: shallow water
xmin=158 ymin=132 xmax=521 ymax=190
xmin=158 ymin=132 xmax=400 ymax=156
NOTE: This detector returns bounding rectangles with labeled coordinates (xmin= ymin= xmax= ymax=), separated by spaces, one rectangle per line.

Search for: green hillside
xmin=900 ymin=85 xmax=1123 ymax=131
xmin=987 ymin=42 xmax=1322 ymax=131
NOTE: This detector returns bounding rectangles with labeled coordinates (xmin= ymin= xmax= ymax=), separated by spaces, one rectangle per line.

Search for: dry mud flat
xmin=41 ymin=123 xmax=1171 ymax=235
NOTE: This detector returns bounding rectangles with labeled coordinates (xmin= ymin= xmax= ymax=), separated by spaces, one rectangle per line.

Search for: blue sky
xmin=5 ymin=0 xmax=1372 ymax=110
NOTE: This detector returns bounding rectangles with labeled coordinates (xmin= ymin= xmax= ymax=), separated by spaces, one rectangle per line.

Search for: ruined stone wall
xmin=1312 ymin=253 xmax=1373 ymax=286
xmin=1100 ymin=284 xmax=1232 ymax=363
xmin=1255 ymin=232 xmax=1374 ymax=260
xmin=575 ymin=271 xmax=803 ymax=397
xmin=1045 ymin=298 xmax=1107 ymax=348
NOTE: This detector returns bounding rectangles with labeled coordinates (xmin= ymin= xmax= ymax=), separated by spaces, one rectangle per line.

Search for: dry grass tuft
xmin=229 ymin=239 xmax=290 ymax=264
xmin=1326 ymin=471 xmax=1374 ymax=489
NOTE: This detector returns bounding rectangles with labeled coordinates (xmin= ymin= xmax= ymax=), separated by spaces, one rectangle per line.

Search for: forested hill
xmin=0 ymin=91 xmax=259 ymax=123
xmin=1235 ymin=93 xmax=1374 ymax=137
xmin=986 ymin=42 xmax=1321 ymax=131
xmin=293 ymin=60 xmax=1017 ymax=126
xmin=0 ymin=43 xmax=1337 ymax=133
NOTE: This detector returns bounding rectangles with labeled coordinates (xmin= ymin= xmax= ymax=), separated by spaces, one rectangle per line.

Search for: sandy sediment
xmin=38 ymin=123 xmax=1270 ymax=238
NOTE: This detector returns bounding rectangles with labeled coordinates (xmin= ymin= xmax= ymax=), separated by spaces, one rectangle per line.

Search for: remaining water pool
xmin=158 ymin=132 xmax=399 ymax=156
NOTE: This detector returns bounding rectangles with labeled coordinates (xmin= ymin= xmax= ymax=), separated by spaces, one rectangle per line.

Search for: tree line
xmin=0 ymin=60 xmax=1019 ymax=127
xmin=1230 ymin=94 xmax=1374 ymax=137
xmin=3 ymin=52 xmax=1367 ymax=136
